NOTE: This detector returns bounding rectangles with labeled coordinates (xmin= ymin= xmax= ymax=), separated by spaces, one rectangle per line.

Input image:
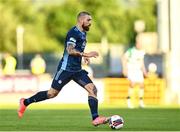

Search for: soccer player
xmin=122 ymin=35 xmax=147 ymax=108
xmin=18 ymin=11 xmax=109 ymax=126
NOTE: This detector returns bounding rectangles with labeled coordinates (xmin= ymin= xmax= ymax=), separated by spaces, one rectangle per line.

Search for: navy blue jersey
xmin=58 ymin=26 xmax=86 ymax=72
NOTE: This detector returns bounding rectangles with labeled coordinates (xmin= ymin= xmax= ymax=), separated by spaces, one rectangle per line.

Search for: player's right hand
xmin=123 ymin=69 xmax=127 ymax=77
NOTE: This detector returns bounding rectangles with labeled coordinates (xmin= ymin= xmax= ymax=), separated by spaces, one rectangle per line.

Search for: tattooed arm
xmin=66 ymin=43 xmax=99 ymax=58
xmin=66 ymin=44 xmax=82 ymax=57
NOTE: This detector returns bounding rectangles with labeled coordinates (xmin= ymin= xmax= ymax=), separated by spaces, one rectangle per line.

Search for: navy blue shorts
xmin=51 ymin=69 xmax=93 ymax=91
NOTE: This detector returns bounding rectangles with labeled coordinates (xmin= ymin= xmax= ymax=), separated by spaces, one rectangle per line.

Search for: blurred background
xmin=0 ymin=0 xmax=180 ymax=108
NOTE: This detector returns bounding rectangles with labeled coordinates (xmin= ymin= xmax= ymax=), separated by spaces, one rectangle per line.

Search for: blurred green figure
xmin=122 ymin=35 xmax=147 ymax=108
xmin=3 ymin=53 xmax=17 ymax=75
xmin=30 ymin=54 xmax=46 ymax=75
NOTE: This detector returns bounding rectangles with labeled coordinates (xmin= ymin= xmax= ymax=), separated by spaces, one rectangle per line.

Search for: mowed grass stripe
xmin=0 ymin=108 xmax=180 ymax=131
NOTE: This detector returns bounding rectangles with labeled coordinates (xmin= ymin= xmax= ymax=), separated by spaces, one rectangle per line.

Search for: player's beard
xmin=82 ymin=24 xmax=91 ymax=31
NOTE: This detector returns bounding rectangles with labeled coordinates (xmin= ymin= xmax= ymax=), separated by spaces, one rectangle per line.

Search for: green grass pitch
xmin=0 ymin=106 xmax=180 ymax=131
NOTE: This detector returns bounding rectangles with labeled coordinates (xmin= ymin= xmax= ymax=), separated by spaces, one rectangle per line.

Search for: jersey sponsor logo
xmin=69 ymin=37 xmax=76 ymax=43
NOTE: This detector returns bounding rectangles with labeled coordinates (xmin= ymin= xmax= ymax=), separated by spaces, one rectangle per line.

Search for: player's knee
xmin=85 ymin=83 xmax=98 ymax=97
xmin=47 ymin=90 xmax=58 ymax=98
xmin=92 ymin=86 xmax=97 ymax=96
xmin=140 ymin=83 xmax=144 ymax=88
xmin=89 ymin=85 xmax=97 ymax=96
xmin=130 ymin=83 xmax=134 ymax=88
xmin=47 ymin=92 xmax=58 ymax=98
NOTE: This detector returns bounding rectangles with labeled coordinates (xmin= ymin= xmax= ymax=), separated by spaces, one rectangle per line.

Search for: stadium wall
xmin=0 ymin=76 xmax=166 ymax=107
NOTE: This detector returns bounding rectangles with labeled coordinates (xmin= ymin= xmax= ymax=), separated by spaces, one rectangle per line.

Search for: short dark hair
xmin=77 ymin=11 xmax=91 ymax=19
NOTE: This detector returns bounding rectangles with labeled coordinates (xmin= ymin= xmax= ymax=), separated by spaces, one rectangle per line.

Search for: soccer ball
xmin=109 ymin=115 xmax=124 ymax=129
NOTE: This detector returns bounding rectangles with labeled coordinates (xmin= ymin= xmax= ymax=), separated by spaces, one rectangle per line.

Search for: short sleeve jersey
xmin=124 ymin=47 xmax=145 ymax=71
xmin=58 ymin=26 xmax=87 ymax=72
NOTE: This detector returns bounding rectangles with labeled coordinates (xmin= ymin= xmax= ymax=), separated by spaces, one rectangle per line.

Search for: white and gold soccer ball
xmin=109 ymin=115 xmax=124 ymax=130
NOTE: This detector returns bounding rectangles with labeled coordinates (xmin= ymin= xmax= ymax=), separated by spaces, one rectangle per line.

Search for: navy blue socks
xmin=23 ymin=92 xmax=99 ymax=120
xmin=24 ymin=91 xmax=48 ymax=106
xmin=88 ymin=96 xmax=99 ymax=120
